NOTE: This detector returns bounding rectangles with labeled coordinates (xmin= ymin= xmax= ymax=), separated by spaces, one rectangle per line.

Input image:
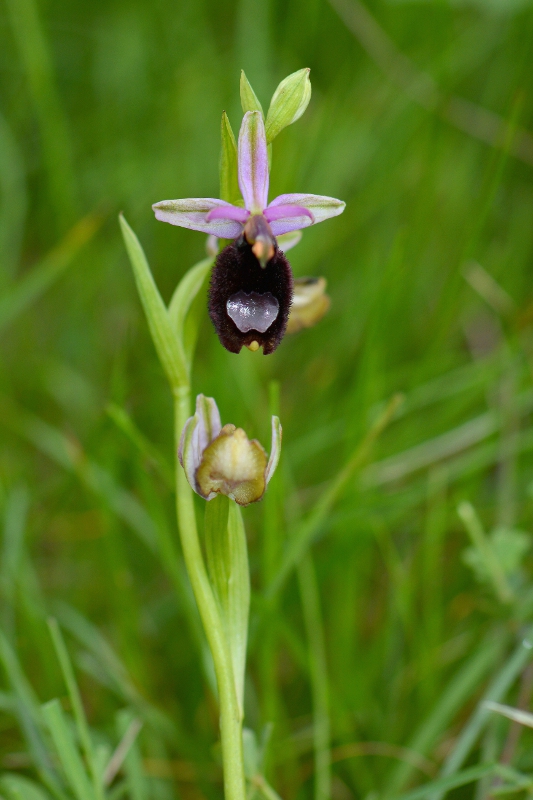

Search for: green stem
xmin=173 ymin=387 xmax=246 ymax=800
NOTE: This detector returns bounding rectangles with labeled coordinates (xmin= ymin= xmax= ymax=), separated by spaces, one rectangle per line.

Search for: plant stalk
xmin=173 ymin=386 xmax=246 ymax=800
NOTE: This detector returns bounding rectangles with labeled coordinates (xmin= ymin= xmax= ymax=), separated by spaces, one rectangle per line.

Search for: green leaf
xmin=119 ymin=214 xmax=187 ymax=391
xmin=242 ymin=727 xmax=260 ymax=779
xmin=1 ymin=774 xmax=53 ymax=800
xmin=42 ymin=698 xmax=95 ymax=800
xmin=265 ymin=68 xmax=311 ymax=144
xmin=168 ymin=256 xmax=213 ymax=373
xmin=220 ymin=112 xmax=242 ymax=206
xmin=205 ymin=496 xmax=250 ymax=711
xmin=463 ymin=525 xmax=530 ymax=582
xmin=458 ymin=502 xmax=513 ymax=603
xmin=240 ymin=71 xmax=263 ymax=115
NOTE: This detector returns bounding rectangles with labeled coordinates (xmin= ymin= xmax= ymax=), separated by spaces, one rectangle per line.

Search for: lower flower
xmin=179 ymin=395 xmax=282 ymax=505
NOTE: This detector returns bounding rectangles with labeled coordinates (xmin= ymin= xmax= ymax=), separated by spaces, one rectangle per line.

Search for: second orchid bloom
xmin=179 ymin=395 xmax=281 ymax=506
xmin=153 ymin=70 xmax=345 ymax=354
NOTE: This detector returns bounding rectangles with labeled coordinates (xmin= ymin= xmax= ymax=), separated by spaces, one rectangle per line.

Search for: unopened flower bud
xmin=179 ymin=395 xmax=281 ymax=505
xmin=265 ymin=68 xmax=311 ymax=144
xmin=286 ymin=276 xmax=330 ymax=334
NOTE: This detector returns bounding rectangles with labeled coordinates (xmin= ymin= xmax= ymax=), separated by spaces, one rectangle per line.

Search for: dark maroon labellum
xmin=208 ymin=236 xmax=293 ymax=354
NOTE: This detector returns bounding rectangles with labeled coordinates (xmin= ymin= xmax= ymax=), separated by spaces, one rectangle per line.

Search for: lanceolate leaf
xmin=205 ymin=496 xmax=250 ymax=712
xmin=119 ymin=214 xmax=187 ymax=390
xmin=168 ymin=256 xmax=214 ymax=373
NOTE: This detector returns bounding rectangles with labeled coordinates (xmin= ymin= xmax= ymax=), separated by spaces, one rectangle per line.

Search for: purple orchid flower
xmin=153 ymin=110 xmax=345 ymax=355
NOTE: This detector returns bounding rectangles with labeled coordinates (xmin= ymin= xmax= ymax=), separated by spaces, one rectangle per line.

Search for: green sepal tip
xmin=240 ymin=70 xmax=264 ymax=115
xmin=219 ymin=112 xmax=242 ymax=207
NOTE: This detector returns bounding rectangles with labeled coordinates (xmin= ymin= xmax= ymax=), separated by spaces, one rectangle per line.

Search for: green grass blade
xmin=1 ymin=485 xmax=29 ymax=633
xmin=297 ymin=553 xmax=331 ymax=800
xmin=0 ymin=108 xmax=27 ymax=279
xmin=3 ymin=0 xmax=78 ymax=226
xmin=268 ymin=393 xmax=403 ymax=599
xmin=385 ymin=632 xmax=507 ymax=794
xmin=430 ymin=629 xmax=533 ymax=800
xmin=42 ymin=698 xmax=95 ymax=800
xmin=48 ymin=618 xmax=104 ymax=800
xmin=110 ymin=710 xmax=147 ymax=800
xmin=1 ymin=774 xmax=53 ymax=800
xmin=105 ymin=403 xmax=174 ymax=489
xmin=457 ymin=502 xmax=513 ymax=604
xmin=0 ymin=630 xmax=63 ymax=793
xmin=0 ymin=213 xmax=102 ymax=332
xmin=0 ymin=396 xmax=158 ymax=552
xmin=391 ymin=763 xmax=495 ymax=800
xmin=54 ymin=602 xmax=178 ymax=742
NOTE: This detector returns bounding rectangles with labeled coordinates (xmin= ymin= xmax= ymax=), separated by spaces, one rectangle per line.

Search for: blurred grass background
xmin=2 ymin=0 xmax=533 ymax=797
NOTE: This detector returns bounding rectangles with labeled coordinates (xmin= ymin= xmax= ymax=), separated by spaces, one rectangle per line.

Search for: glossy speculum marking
xmin=208 ymin=236 xmax=293 ymax=354
xmin=227 ymin=291 xmax=279 ymax=333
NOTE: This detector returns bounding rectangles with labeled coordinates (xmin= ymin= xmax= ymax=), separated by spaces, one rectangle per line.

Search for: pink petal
xmin=178 ymin=395 xmax=222 ymax=496
xmin=268 ymin=193 xmax=345 ymax=224
xmin=265 ymin=416 xmax=282 ymax=485
xmin=152 ymin=198 xmax=244 ymax=238
xmin=269 ymin=215 xmax=314 ymax=236
xmin=207 ymin=204 xmax=250 ymax=223
xmin=238 ymin=111 xmax=269 ymax=214
xmin=264 ymin=204 xmax=314 ymax=223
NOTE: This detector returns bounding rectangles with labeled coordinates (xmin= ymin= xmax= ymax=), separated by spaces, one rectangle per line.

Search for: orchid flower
xmin=153 ymin=110 xmax=344 ymax=246
xmin=286 ymin=276 xmax=331 ymax=334
xmin=179 ymin=394 xmax=281 ymax=506
xmin=153 ymin=108 xmax=345 ymax=354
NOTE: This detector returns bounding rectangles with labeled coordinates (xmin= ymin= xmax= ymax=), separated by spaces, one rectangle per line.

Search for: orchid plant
xmin=153 ymin=77 xmax=344 ymax=353
xmin=120 ymin=68 xmax=345 ymax=800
